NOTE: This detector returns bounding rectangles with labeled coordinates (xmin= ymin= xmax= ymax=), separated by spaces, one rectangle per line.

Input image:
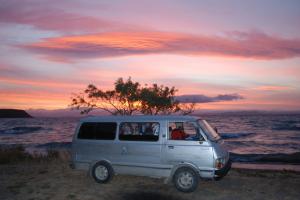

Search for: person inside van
xmin=121 ymin=123 xmax=132 ymax=135
xmin=132 ymin=123 xmax=140 ymax=135
xmin=144 ymin=123 xmax=153 ymax=135
xmin=152 ymin=123 xmax=159 ymax=135
xmin=171 ymin=122 xmax=186 ymax=140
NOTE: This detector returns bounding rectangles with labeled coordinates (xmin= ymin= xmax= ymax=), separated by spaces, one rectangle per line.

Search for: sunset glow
xmin=0 ymin=0 xmax=300 ymax=111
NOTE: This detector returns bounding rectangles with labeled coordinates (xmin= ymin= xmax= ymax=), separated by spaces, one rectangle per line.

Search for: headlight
xmin=215 ymin=157 xmax=226 ymax=169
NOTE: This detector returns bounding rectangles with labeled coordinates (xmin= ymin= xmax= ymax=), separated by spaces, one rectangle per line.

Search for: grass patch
xmin=67 ymin=194 xmax=77 ymax=199
xmin=26 ymin=188 xmax=34 ymax=194
xmin=0 ymin=146 xmax=32 ymax=164
xmin=0 ymin=146 xmax=63 ymax=164
xmin=40 ymin=182 xmax=51 ymax=189
xmin=7 ymin=181 xmax=27 ymax=194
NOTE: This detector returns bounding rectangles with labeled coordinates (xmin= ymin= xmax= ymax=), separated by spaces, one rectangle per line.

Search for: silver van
xmin=70 ymin=115 xmax=231 ymax=192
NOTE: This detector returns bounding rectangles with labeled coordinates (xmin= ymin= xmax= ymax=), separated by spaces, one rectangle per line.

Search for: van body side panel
xmin=72 ymin=122 xmax=120 ymax=170
xmin=114 ymin=142 xmax=162 ymax=165
xmin=162 ymin=140 xmax=214 ymax=178
xmin=72 ymin=139 xmax=120 ymax=168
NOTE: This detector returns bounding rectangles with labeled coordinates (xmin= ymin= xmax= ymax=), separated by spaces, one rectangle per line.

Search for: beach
xmin=1 ymin=154 xmax=300 ymax=200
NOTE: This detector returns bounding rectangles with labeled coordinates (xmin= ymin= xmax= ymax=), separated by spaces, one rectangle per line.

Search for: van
xmin=70 ymin=115 xmax=231 ymax=192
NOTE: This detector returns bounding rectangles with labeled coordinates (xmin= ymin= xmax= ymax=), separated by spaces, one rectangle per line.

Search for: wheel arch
xmin=89 ymin=159 xmax=114 ymax=176
xmin=169 ymin=162 xmax=200 ymax=182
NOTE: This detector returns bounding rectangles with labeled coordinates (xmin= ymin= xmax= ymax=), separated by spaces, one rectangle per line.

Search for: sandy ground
xmin=1 ymin=159 xmax=300 ymax=200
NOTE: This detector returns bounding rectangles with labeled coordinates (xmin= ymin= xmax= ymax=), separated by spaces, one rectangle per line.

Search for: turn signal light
xmin=215 ymin=158 xmax=225 ymax=169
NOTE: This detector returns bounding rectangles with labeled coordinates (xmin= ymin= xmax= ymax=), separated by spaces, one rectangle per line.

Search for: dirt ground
xmin=1 ymin=159 xmax=300 ymax=200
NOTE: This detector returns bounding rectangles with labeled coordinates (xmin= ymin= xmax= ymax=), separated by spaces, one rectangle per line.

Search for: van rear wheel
xmin=92 ymin=161 xmax=113 ymax=183
xmin=173 ymin=167 xmax=199 ymax=193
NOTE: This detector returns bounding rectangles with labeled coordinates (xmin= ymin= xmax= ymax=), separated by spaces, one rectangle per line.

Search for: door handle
xmin=121 ymin=146 xmax=127 ymax=154
xmin=168 ymin=145 xmax=174 ymax=149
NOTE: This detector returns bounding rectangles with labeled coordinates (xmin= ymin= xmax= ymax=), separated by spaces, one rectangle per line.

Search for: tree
xmin=70 ymin=77 xmax=195 ymax=115
xmin=139 ymin=84 xmax=179 ymax=115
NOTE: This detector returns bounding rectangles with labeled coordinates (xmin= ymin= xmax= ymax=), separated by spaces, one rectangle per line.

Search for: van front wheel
xmin=91 ymin=161 xmax=113 ymax=183
xmin=173 ymin=167 xmax=199 ymax=192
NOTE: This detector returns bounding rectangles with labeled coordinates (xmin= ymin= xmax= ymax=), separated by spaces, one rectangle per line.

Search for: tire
xmin=91 ymin=161 xmax=114 ymax=183
xmin=173 ymin=167 xmax=199 ymax=193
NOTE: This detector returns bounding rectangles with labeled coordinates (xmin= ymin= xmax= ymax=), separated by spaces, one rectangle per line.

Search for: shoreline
xmin=232 ymin=162 xmax=300 ymax=172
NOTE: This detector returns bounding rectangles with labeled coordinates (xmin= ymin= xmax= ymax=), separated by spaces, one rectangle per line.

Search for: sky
xmin=0 ymin=0 xmax=300 ymax=111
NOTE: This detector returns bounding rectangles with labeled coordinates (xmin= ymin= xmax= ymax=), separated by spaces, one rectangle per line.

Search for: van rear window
xmin=78 ymin=122 xmax=117 ymax=140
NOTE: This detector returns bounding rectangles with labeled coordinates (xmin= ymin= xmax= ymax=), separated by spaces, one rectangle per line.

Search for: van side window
xmin=78 ymin=122 xmax=117 ymax=140
xmin=119 ymin=122 xmax=159 ymax=141
xmin=168 ymin=122 xmax=203 ymax=141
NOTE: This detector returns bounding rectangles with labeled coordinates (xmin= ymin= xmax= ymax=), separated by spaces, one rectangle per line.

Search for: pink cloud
xmin=252 ymin=85 xmax=293 ymax=92
xmin=21 ymin=31 xmax=300 ymax=60
xmin=0 ymin=0 xmax=117 ymax=32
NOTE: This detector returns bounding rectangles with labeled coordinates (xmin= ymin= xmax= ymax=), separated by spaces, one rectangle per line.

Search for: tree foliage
xmin=70 ymin=77 xmax=195 ymax=115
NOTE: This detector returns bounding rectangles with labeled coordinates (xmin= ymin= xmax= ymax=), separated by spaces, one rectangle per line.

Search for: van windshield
xmin=197 ymin=119 xmax=221 ymax=141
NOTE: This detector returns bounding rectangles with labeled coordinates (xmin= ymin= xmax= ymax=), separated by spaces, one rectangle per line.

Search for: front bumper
xmin=215 ymin=159 xmax=231 ymax=180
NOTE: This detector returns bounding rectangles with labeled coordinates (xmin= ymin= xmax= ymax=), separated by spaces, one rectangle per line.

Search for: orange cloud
xmin=253 ymin=85 xmax=293 ymax=91
xmin=22 ymin=31 xmax=300 ymax=61
xmin=0 ymin=91 xmax=69 ymax=109
xmin=0 ymin=77 xmax=84 ymax=90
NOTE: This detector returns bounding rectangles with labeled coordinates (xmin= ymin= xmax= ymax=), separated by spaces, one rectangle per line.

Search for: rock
xmin=0 ymin=109 xmax=33 ymax=118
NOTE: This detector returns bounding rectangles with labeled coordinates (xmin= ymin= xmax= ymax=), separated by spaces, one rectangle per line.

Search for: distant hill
xmin=25 ymin=108 xmax=300 ymax=118
xmin=0 ymin=109 xmax=32 ymax=118
xmin=26 ymin=108 xmax=107 ymax=118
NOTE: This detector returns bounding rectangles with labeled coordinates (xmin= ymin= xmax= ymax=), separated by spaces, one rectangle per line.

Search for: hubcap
xmin=95 ymin=165 xmax=108 ymax=180
xmin=177 ymin=171 xmax=194 ymax=189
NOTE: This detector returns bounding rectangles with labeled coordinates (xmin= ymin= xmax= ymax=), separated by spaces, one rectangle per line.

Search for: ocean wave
xmin=230 ymin=152 xmax=300 ymax=164
xmin=226 ymin=140 xmax=300 ymax=150
xmin=272 ymin=121 xmax=300 ymax=131
xmin=0 ymin=126 xmax=43 ymax=134
xmin=220 ymin=132 xmax=255 ymax=139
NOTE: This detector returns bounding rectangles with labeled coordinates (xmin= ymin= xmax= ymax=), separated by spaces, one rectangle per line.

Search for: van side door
xmin=115 ymin=121 xmax=165 ymax=177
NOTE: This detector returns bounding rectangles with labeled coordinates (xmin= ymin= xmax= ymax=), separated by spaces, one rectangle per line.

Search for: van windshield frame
xmin=197 ymin=119 xmax=221 ymax=141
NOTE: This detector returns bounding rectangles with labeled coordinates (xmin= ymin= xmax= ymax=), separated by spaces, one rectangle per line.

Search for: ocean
xmin=1 ymin=113 xmax=300 ymax=165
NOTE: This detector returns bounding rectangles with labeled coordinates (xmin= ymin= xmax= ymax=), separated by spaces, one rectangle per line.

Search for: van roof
xmin=80 ymin=115 xmax=200 ymax=122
